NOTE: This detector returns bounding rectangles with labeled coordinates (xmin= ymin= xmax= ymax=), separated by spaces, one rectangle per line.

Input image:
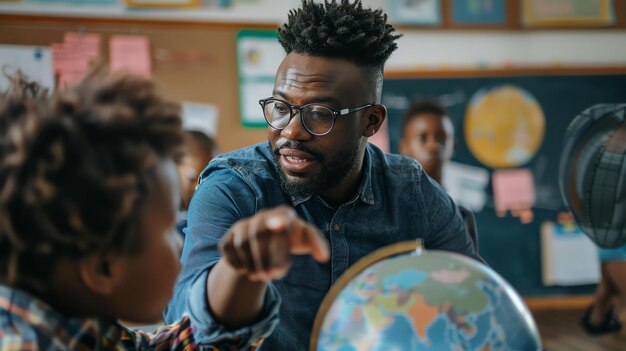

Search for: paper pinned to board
xmin=541 ymin=220 xmax=600 ymax=286
xmin=64 ymin=32 xmax=101 ymax=61
xmin=109 ymin=35 xmax=151 ymax=78
xmin=442 ymin=161 xmax=489 ymax=212
xmin=0 ymin=45 xmax=54 ymax=92
xmin=51 ymin=43 xmax=90 ymax=73
xmin=492 ymin=168 xmax=536 ymax=223
xmin=51 ymin=32 xmax=102 ymax=90
xmin=492 ymin=168 xmax=536 ymax=211
xmin=182 ymin=102 xmax=219 ymax=139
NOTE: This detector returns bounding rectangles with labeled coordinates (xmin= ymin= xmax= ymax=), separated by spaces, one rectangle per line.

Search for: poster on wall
xmin=442 ymin=161 xmax=489 ymax=212
xmin=0 ymin=45 xmax=54 ymax=92
xmin=387 ymin=0 xmax=441 ymax=26
xmin=464 ymin=84 xmax=545 ymax=169
xmin=236 ymin=30 xmax=285 ymax=128
xmin=492 ymin=168 xmax=536 ymax=223
xmin=125 ymin=0 xmax=200 ymax=8
xmin=541 ymin=220 xmax=600 ymax=286
xmin=452 ymin=0 xmax=506 ymax=25
xmin=522 ymin=0 xmax=615 ymax=27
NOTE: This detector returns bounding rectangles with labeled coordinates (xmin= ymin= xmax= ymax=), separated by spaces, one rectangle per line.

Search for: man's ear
xmin=363 ymin=104 xmax=387 ymax=137
xmin=78 ymin=253 xmax=126 ymax=296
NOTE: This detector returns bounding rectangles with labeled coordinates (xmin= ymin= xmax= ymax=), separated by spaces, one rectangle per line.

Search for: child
xmin=178 ymin=130 xmax=217 ymax=212
xmin=176 ymin=131 xmax=217 ymax=237
xmin=399 ymin=99 xmax=478 ymax=250
xmin=399 ymin=99 xmax=455 ymax=185
xmin=0 ymin=71 xmax=278 ymax=350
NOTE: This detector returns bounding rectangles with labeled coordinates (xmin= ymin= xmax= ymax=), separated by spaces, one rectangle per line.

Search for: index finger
xmin=290 ymin=221 xmax=329 ymax=263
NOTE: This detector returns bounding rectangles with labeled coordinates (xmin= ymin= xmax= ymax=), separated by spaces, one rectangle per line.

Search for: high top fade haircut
xmin=0 ymin=70 xmax=183 ymax=291
xmin=278 ymin=0 xmax=401 ymax=99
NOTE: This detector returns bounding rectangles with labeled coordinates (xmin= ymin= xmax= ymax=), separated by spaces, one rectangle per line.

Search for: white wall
xmin=387 ymin=30 xmax=626 ymax=70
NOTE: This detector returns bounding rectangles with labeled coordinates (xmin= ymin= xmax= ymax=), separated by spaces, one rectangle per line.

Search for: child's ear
xmin=363 ymin=104 xmax=387 ymax=137
xmin=78 ymin=253 xmax=126 ymax=295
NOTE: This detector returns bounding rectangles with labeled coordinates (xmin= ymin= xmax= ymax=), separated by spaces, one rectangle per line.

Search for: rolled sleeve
xmin=188 ymin=267 xmax=281 ymax=349
xmin=165 ymin=162 xmax=258 ymax=324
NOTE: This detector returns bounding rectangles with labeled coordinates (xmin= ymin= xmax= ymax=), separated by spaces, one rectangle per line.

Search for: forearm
xmin=206 ymin=259 xmax=268 ymax=329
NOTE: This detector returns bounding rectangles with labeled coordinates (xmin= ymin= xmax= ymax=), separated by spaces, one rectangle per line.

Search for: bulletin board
xmin=0 ymin=15 xmax=272 ymax=153
xmin=382 ymin=68 xmax=626 ymax=296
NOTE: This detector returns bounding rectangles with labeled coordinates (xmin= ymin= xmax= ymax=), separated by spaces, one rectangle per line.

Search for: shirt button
xmin=333 ymin=223 xmax=341 ymax=232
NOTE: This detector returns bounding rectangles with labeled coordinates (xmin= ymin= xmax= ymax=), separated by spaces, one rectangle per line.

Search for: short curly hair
xmin=278 ymin=0 xmax=401 ymax=69
xmin=0 ymin=70 xmax=183 ymax=289
xmin=401 ymin=99 xmax=450 ymax=137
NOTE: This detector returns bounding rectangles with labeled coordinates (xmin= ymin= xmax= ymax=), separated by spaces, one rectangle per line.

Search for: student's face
xmin=114 ymin=159 xmax=182 ymax=323
xmin=268 ymin=53 xmax=378 ymax=198
xmin=400 ymin=113 xmax=454 ymax=178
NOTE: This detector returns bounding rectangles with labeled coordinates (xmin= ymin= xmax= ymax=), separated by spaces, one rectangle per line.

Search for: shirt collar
xmin=0 ymin=285 xmax=122 ymax=348
xmin=289 ymin=146 xmax=375 ymax=207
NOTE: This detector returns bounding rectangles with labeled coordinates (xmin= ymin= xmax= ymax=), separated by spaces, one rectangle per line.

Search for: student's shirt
xmin=165 ymin=142 xmax=481 ymax=350
xmin=0 ymin=284 xmax=279 ymax=350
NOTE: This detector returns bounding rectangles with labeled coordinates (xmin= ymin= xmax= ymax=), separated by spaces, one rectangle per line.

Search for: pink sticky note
xmin=109 ymin=35 xmax=151 ymax=78
xmin=64 ymin=32 xmax=101 ymax=61
xmin=368 ymin=117 xmax=390 ymax=152
xmin=492 ymin=169 xmax=535 ymax=212
xmin=52 ymin=43 xmax=90 ymax=89
xmin=51 ymin=43 xmax=89 ymax=74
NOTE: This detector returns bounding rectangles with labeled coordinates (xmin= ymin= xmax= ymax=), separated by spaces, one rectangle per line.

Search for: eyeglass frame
xmin=258 ymin=97 xmax=375 ymax=136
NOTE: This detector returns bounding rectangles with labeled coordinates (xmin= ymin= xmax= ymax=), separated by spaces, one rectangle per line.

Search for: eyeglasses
xmin=259 ymin=97 xmax=374 ymax=136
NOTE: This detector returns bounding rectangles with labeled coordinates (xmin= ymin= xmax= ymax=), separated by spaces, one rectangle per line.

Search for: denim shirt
xmin=165 ymin=142 xmax=480 ymax=350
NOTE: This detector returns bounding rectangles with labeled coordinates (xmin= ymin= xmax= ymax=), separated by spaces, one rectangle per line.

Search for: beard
xmin=271 ymin=139 xmax=360 ymax=200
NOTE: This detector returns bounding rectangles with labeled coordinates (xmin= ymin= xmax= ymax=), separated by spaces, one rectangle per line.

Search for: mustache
xmin=273 ymin=140 xmax=324 ymax=161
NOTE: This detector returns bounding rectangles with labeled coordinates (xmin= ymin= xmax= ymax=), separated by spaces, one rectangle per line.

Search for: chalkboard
xmin=382 ymin=71 xmax=626 ymax=296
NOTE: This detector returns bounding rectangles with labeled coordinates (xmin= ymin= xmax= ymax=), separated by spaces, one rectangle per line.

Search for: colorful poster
xmin=236 ymin=30 xmax=285 ymax=128
xmin=125 ymin=0 xmax=200 ymax=8
xmin=452 ymin=0 xmax=506 ymax=25
xmin=464 ymin=85 xmax=545 ymax=169
xmin=27 ymin=0 xmax=115 ymax=3
xmin=109 ymin=35 xmax=151 ymax=78
xmin=388 ymin=0 xmax=441 ymax=26
xmin=522 ymin=0 xmax=614 ymax=27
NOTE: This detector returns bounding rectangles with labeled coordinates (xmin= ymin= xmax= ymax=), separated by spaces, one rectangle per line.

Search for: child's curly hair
xmin=0 ymin=70 xmax=183 ymax=290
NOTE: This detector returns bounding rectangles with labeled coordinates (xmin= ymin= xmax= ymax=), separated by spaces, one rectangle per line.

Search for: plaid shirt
xmin=0 ymin=285 xmax=264 ymax=351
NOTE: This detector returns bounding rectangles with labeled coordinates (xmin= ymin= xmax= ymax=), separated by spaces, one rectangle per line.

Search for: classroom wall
xmin=389 ymin=30 xmax=626 ymax=69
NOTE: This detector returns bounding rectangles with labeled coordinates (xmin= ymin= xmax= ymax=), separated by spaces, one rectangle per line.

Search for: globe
xmin=559 ymin=104 xmax=626 ymax=248
xmin=311 ymin=242 xmax=542 ymax=351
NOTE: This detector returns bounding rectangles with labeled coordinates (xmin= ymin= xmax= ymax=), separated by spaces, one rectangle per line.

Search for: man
xmin=399 ymin=98 xmax=478 ymax=250
xmin=165 ymin=1 xmax=479 ymax=349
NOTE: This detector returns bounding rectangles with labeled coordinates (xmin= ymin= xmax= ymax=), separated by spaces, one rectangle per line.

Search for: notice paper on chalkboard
xmin=541 ymin=221 xmax=600 ymax=286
